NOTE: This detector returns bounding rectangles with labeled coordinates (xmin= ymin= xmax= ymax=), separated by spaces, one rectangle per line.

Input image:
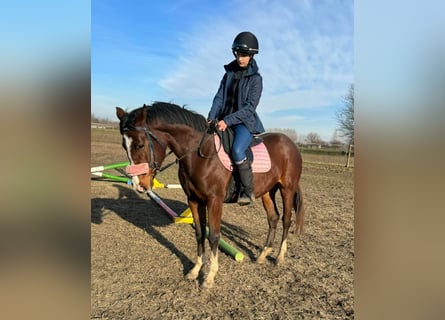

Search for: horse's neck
xmin=157 ymin=124 xmax=203 ymax=158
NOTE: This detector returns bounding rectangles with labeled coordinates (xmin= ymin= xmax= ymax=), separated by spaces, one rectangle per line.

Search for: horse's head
xmin=116 ymin=106 xmax=166 ymax=192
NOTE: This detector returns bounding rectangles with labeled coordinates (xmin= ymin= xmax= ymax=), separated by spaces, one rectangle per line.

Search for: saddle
xmin=213 ymin=127 xmax=271 ymax=173
xmin=208 ymin=124 xmax=271 ymax=203
xmin=216 ymin=127 xmax=259 ymax=162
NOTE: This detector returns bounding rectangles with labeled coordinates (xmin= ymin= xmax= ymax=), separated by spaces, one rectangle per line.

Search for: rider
xmin=208 ymin=31 xmax=265 ymax=205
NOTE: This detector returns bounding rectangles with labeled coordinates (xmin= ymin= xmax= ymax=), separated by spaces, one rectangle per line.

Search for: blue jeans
xmin=231 ymin=124 xmax=252 ymax=163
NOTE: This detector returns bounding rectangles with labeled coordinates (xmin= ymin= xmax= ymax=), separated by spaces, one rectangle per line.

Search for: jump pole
xmin=146 ymin=190 xmax=244 ymax=262
xmin=91 ymin=162 xmax=243 ymax=260
xmin=146 ymin=190 xmax=178 ymax=219
xmin=152 ymin=179 xmax=182 ymax=189
xmin=91 ymin=161 xmax=129 ymax=173
xmin=91 ymin=164 xmax=189 ymax=220
xmin=91 ymin=171 xmax=132 ymax=184
xmin=91 ymin=161 xmax=182 ymax=188
xmin=205 ymin=227 xmax=244 ymax=262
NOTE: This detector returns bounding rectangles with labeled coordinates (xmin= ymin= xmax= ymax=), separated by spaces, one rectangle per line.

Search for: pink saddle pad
xmin=214 ymin=135 xmax=271 ymax=173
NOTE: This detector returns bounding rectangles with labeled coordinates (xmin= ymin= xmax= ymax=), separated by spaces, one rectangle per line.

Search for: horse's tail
xmin=293 ymin=185 xmax=305 ymax=235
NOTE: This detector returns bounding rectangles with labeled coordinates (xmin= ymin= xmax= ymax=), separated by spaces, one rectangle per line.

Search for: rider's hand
xmin=217 ymin=120 xmax=228 ymax=131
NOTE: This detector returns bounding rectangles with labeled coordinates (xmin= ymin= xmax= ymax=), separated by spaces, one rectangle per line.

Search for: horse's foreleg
xmin=185 ymin=201 xmax=206 ymax=280
xmin=202 ymin=248 xmax=218 ymax=289
xmin=276 ymin=189 xmax=293 ymax=265
xmin=201 ymin=198 xmax=223 ymax=288
xmin=257 ymin=190 xmax=279 ymax=264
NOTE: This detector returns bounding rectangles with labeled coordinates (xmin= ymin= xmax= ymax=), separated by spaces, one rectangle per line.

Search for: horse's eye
xmin=136 ymin=143 xmax=144 ymax=150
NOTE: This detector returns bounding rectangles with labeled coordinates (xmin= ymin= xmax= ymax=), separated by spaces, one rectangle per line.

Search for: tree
xmin=305 ymin=132 xmax=323 ymax=145
xmin=336 ymin=84 xmax=354 ymax=144
xmin=330 ymin=129 xmax=344 ymax=146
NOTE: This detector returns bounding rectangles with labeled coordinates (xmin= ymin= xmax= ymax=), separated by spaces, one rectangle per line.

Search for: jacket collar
xmin=224 ymin=58 xmax=258 ymax=76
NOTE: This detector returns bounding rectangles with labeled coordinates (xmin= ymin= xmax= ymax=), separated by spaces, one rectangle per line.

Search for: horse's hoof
xmin=185 ymin=272 xmax=198 ymax=281
xmin=275 ymin=257 xmax=285 ymax=266
xmin=201 ymin=279 xmax=214 ymax=289
xmin=256 ymin=247 xmax=273 ymax=264
xmin=256 ymin=256 xmax=266 ymax=264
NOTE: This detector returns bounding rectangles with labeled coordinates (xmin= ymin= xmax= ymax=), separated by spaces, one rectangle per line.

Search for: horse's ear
xmin=116 ymin=107 xmax=126 ymax=120
xmin=135 ymin=107 xmax=147 ymax=123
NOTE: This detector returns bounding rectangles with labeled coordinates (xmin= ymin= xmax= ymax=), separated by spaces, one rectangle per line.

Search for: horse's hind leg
xmin=257 ymin=188 xmax=279 ymax=264
xmin=276 ymin=188 xmax=293 ymax=265
xmin=294 ymin=185 xmax=305 ymax=235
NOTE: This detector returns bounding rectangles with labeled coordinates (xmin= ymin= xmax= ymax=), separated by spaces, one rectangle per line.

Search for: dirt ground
xmin=91 ymin=129 xmax=354 ymax=319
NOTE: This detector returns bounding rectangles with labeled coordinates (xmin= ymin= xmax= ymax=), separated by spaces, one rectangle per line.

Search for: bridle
xmin=123 ymin=121 xmax=220 ymax=177
xmin=123 ymin=125 xmax=166 ymax=176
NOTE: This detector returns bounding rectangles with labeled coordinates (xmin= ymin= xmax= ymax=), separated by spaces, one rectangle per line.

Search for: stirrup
xmin=237 ymin=192 xmax=253 ymax=206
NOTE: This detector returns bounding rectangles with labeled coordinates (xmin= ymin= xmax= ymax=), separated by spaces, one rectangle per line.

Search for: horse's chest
xmin=178 ymin=167 xmax=205 ymax=199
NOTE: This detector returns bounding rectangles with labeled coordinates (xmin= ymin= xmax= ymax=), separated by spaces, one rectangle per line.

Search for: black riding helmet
xmin=232 ymin=31 xmax=259 ymax=57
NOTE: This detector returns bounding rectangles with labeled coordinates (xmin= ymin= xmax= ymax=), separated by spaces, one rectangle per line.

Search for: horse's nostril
xmin=135 ymin=184 xmax=145 ymax=193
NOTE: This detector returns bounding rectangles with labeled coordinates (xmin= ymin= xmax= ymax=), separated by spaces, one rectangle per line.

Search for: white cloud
xmin=260 ymin=88 xmax=345 ymax=112
xmin=157 ymin=0 xmax=353 ymax=114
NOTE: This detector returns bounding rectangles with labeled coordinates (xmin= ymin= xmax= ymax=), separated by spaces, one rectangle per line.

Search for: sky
xmin=92 ymin=0 xmax=354 ymax=142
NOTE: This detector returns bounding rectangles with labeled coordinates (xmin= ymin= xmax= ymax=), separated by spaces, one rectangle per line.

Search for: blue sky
xmin=92 ymin=0 xmax=353 ymax=142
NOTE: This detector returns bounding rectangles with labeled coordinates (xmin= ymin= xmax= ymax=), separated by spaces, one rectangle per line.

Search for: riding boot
xmin=236 ymin=159 xmax=254 ymax=206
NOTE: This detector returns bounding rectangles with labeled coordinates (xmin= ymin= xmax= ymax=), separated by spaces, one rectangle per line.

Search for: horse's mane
xmin=120 ymin=102 xmax=208 ymax=133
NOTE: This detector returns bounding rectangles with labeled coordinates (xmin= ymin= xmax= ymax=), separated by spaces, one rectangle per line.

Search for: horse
xmin=116 ymin=102 xmax=305 ymax=288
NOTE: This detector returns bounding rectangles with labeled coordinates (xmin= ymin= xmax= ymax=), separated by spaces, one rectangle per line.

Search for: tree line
xmin=91 ymin=114 xmax=119 ymax=125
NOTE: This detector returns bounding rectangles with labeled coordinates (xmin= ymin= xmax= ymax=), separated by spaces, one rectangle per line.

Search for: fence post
xmin=345 ymin=144 xmax=353 ymax=168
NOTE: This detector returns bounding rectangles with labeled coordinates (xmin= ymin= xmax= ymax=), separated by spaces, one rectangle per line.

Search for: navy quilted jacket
xmin=208 ymin=58 xmax=265 ymax=134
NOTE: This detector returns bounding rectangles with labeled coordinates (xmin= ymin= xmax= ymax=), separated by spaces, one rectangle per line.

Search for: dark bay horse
xmin=116 ymin=102 xmax=305 ymax=288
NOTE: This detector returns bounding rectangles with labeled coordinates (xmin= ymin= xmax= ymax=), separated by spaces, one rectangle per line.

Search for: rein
xmin=198 ymin=120 xmax=221 ymax=158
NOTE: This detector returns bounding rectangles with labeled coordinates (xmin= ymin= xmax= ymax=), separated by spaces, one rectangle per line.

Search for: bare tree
xmin=336 ymin=84 xmax=354 ymax=144
xmin=330 ymin=129 xmax=343 ymax=146
xmin=305 ymin=132 xmax=323 ymax=145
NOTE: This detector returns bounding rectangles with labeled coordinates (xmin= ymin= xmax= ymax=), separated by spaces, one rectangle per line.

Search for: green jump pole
xmin=91 ymin=171 xmax=131 ymax=184
xmin=91 ymin=161 xmax=130 ymax=173
xmin=206 ymin=227 xmax=244 ymax=262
